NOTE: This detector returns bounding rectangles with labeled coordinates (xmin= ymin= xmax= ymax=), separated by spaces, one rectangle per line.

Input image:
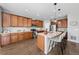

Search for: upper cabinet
xmin=32 ymin=20 xmax=43 ymax=27
xmin=37 ymin=20 xmax=43 ymax=27
xmin=27 ymin=18 xmax=32 ymax=27
xmin=23 ymin=17 xmax=28 ymax=27
xmin=2 ymin=12 xmax=43 ymax=27
xmin=3 ymin=13 xmax=11 ymax=27
xmin=57 ymin=18 xmax=67 ymax=28
xmin=17 ymin=16 xmax=23 ymax=27
xmin=11 ymin=15 xmax=18 ymax=27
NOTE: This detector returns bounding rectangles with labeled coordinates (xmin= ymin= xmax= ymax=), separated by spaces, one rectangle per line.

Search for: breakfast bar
xmin=37 ymin=31 xmax=65 ymax=54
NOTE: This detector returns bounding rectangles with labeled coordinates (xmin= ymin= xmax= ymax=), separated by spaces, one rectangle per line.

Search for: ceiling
xmin=0 ymin=3 xmax=78 ymax=20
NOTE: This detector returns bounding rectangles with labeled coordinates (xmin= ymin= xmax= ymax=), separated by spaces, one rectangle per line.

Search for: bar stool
xmin=54 ymin=32 xmax=66 ymax=54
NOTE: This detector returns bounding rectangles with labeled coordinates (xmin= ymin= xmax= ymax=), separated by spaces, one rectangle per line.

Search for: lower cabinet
xmin=11 ymin=33 xmax=18 ymax=43
xmin=0 ymin=34 xmax=10 ymax=46
xmin=18 ymin=32 xmax=24 ymax=41
xmin=0 ymin=32 xmax=33 ymax=46
xmin=27 ymin=32 xmax=32 ymax=39
xmin=24 ymin=32 xmax=32 ymax=40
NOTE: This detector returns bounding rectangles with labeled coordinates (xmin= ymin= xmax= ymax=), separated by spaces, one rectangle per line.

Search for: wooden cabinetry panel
xmin=38 ymin=21 xmax=43 ymax=27
xmin=24 ymin=32 xmax=28 ymax=40
xmin=17 ymin=16 xmax=23 ymax=26
xmin=41 ymin=21 xmax=43 ymax=27
xmin=27 ymin=32 xmax=32 ymax=39
xmin=23 ymin=17 xmax=28 ymax=26
xmin=11 ymin=33 xmax=18 ymax=43
xmin=32 ymin=20 xmax=43 ymax=27
xmin=32 ymin=20 xmax=37 ymax=26
xmin=1 ymin=34 xmax=10 ymax=46
xmin=27 ymin=18 xmax=32 ymax=27
xmin=3 ymin=13 xmax=11 ymax=27
xmin=57 ymin=18 xmax=67 ymax=28
xmin=24 ymin=32 xmax=32 ymax=40
xmin=37 ymin=35 xmax=44 ymax=51
xmin=11 ymin=15 xmax=17 ymax=26
xmin=18 ymin=32 xmax=24 ymax=41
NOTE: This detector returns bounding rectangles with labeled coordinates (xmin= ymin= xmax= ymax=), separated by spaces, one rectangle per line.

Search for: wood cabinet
xmin=17 ymin=16 xmax=23 ymax=26
xmin=32 ymin=20 xmax=43 ymax=27
xmin=23 ymin=17 xmax=28 ymax=27
xmin=27 ymin=32 xmax=32 ymax=39
xmin=37 ymin=21 xmax=43 ymax=27
xmin=18 ymin=32 xmax=24 ymax=41
xmin=3 ymin=13 xmax=11 ymax=27
xmin=37 ymin=35 xmax=44 ymax=51
xmin=24 ymin=32 xmax=28 ymax=40
xmin=24 ymin=32 xmax=32 ymax=40
xmin=1 ymin=34 xmax=10 ymax=46
xmin=57 ymin=18 xmax=67 ymax=28
xmin=11 ymin=15 xmax=18 ymax=27
xmin=11 ymin=33 xmax=18 ymax=43
xmin=32 ymin=20 xmax=36 ymax=26
xmin=27 ymin=18 xmax=32 ymax=27
xmin=0 ymin=32 xmax=32 ymax=46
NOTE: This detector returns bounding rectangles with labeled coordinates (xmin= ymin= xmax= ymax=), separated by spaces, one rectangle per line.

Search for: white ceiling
xmin=0 ymin=3 xmax=79 ymax=20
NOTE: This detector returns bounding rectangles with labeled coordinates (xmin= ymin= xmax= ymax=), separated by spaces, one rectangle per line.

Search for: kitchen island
xmin=36 ymin=31 xmax=64 ymax=54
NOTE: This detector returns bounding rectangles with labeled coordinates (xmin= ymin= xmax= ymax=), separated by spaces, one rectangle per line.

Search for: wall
xmin=0 ymin=7 xmax=2 ymax=33
xmin=61 ymin=4 xmax=79 ymax=43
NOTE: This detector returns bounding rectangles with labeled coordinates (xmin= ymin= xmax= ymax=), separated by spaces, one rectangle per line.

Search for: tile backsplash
xmin=3 ymin=27 xmax=44 ymax=33
xmin=3 ymin=27 xmax=31 ymax=33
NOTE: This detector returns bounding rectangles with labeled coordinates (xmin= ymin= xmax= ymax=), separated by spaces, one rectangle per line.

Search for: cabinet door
xmin=11 ymin=33 xmax=18 ymax=43
xmin=18 ymin=33 xmax=24 ymax=41
xmin=24 ymin=32 xmax=28 ymax=40
xmin=17 ymin=16 xmax=23 ymax=26
xmin=57 ymin=19 xmax=67 ymax=28
xmin=32 ymin=20 xmax=35 ymax=25
xmin=27 ymin=18 xmax=32 ymax=27
xmin=3 ymin=13 xmax=11 ymax=27
xmin=41 ymin=21 xmax=43 ymax=27
xmin=24 ymin=32 xmax=32 ymax=40
xmin=23 ymin=18 xmax=28 ymax=26
xmin=11 ymin=15 xmax=17 ymax=26
xmin=27 ymin=32 xmax=32 ymax=39
xmin=37 ymin=35 xmax=44 ymax=51
xmin=1 ymin=35 xmax=10 ymax=46
xmin=35 ymin=20 xmax=39 ymax=26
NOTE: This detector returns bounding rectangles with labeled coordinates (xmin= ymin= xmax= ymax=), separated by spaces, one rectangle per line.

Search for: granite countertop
xmin=38 ymin=31 xmax=63 ymax=38
xmin=0 ymin=31 xmax=32 ymax=36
